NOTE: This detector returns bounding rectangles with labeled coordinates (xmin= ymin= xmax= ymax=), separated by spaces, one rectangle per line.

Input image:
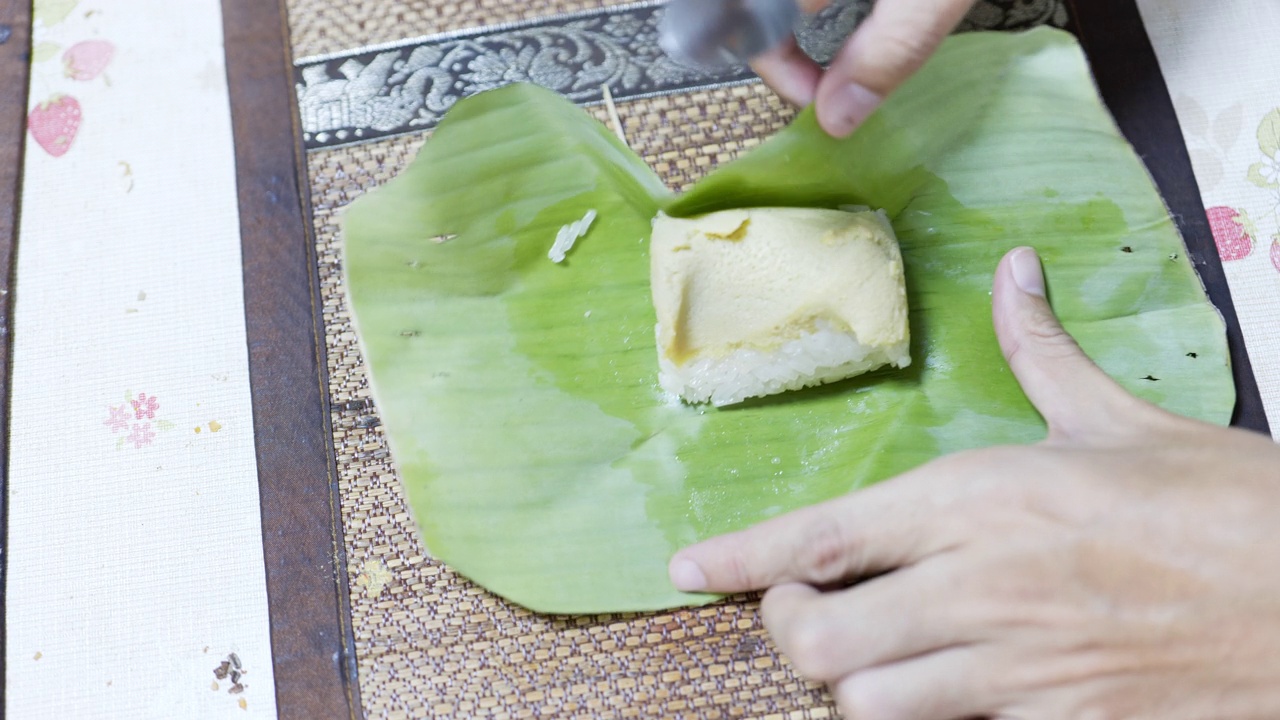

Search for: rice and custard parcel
xmin=338 ymin=30 xmax=1235 ymax=614
xmin=650 ymin=207 xmax=911 ymax=406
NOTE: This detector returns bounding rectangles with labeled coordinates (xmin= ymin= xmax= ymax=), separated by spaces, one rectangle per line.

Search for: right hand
xmin=669 ymin=248 xmax=1280 ymax=719
xmin=754 ymin=0 xmax=977 ymax=137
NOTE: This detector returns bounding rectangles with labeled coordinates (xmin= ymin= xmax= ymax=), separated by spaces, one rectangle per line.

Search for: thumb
xmin=814 ymin=0 xmax=974 ymax=137
xmin=993 ymin=247 xmax=1151 ymax=443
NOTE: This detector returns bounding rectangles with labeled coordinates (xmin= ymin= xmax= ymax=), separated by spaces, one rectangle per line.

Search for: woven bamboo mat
xmin=290 ymin=1 xmax=1069 ymax=717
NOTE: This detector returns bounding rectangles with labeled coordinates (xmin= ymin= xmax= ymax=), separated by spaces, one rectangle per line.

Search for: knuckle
xmin=1003 ymin=307 xmax=1080 ymax=367
xmin=758 ymin=585 xmax=793 ymax=628
xmin=761 ymin=587 xmax=852 ymax=683
xmin=835 ymin=673 xmax=895 ymax=720
xmin=724 ymin=548 xmax=763 ymax=590
xmin=1024 ymin=309 xmax=1080 ymax=357
xmin=780 ymin=615 xmax=841 ymax=680
xmin=1000 ymin=333 xmax=1028 ymax=367
xmin=798 ymin=514 xmax=853 ymax=583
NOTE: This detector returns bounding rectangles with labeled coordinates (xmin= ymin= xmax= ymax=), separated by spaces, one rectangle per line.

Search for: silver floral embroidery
xmin=295 ymin=0 xmax=1069 ymax=149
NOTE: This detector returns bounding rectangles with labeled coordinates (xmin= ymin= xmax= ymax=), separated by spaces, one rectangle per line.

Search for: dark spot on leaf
xmin=1187 ymin=352 xmax=1198 ymax=359
xmin=1120 ymin=246 xmax=1133 ymax=253
xmin=1169 ymin=253 xmax=1179 ymax=260
xmin=1141 ymin=375 xmax=1160 ymax=382
xmin=400 ymin=330 xmax=420 ymax=337
xmin=429 ymin=234 xmax=458 ymax=244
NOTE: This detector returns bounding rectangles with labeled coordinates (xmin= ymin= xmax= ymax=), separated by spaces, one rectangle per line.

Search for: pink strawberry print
xmin=1272 ymin=238 xmax=1280 ymax=273
xmin=63 ymin=40 xmax=115 ymax=81
xmin=1205 ymin=206 xmax=1254 ymax=261
xmin=28 ymin=95 xmax=81 ymax=158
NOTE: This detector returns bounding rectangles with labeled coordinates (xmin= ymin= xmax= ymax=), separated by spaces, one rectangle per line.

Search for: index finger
xmin=668 ymin=457 xmax=975 ymax=593
xmin=749 ymin=36 xmax=824 ymax=107
xmin=747 ymin=1 xmax=832 ymax=107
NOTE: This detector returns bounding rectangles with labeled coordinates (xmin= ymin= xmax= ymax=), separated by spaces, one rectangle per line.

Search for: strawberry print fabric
xmin=1138 ymin=0 xmax=1280 ymax=438
xmin=6 ymin=1 xmax=278 ymax=717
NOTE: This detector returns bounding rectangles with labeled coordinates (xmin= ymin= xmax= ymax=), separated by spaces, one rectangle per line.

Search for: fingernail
xmin=819 ymin=83 xmax=882 ymax=137
xmin=1010 ymin=247 xmax=1046 ymax=297
xmin=669 ymin=558 xmax=707 ymax=592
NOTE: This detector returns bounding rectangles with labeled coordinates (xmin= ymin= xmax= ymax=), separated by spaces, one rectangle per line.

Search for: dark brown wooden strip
xmin=220 ymin=0 xmax=364 ymax=717
xmin=1069 ymin=0 xmax=1270 ymax=434
xmin=0 ymin=0 xmax=28 ymax=710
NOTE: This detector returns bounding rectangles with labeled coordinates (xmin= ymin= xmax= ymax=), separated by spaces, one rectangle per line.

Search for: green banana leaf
xmin=342 ymin=27 xmax=1234 ymax=614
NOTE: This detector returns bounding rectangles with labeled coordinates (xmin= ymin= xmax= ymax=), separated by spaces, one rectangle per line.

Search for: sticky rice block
xmin=650 ymin=207 xmax=910 ymax=406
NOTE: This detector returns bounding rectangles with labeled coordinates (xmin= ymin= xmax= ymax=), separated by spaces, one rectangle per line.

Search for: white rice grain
xmin=549 ymin=209 xmax=597 ymax=263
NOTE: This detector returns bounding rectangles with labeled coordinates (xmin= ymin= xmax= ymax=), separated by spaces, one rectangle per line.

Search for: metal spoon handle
xmin=659 ymin=0 xmax=802 ymax=68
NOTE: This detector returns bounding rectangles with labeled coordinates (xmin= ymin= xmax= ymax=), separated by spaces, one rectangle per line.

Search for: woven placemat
xmin=291 ymin=1 xmax=1071 ymax=716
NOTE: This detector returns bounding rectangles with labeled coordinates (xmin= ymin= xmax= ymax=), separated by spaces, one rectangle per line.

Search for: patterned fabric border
xmin=294 ymin=0 xmax=1069 ymax=150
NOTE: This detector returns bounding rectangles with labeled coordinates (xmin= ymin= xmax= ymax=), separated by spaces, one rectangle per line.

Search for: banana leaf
xmin=342 ymin=28 xmax=1233 ymax=614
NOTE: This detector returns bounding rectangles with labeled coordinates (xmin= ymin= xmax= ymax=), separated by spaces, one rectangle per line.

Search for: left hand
xmin=668 ymin=247 xmax=1280 ymax=719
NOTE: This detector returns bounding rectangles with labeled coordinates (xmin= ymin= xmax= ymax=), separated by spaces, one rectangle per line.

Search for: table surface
xmin=0 ymin=1 xmax=1272 ymax=718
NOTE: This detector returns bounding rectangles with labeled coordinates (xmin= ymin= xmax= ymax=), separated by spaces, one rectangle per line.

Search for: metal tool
xmin=659 ymin=0 xmax=802 ymax=69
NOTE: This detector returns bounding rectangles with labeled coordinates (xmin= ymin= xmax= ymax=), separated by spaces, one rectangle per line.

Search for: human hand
xmin=669 ymin=247 xmax=1280 ymax=719
xmin=757 ymin=0 xmax=977 ymax=137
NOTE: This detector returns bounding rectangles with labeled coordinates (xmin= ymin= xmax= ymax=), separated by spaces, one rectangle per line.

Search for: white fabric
xmin=6 ymin=1 xmax=277 ymax=717
xmin=1138 ymin=0 xmax=1280 ymax=439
